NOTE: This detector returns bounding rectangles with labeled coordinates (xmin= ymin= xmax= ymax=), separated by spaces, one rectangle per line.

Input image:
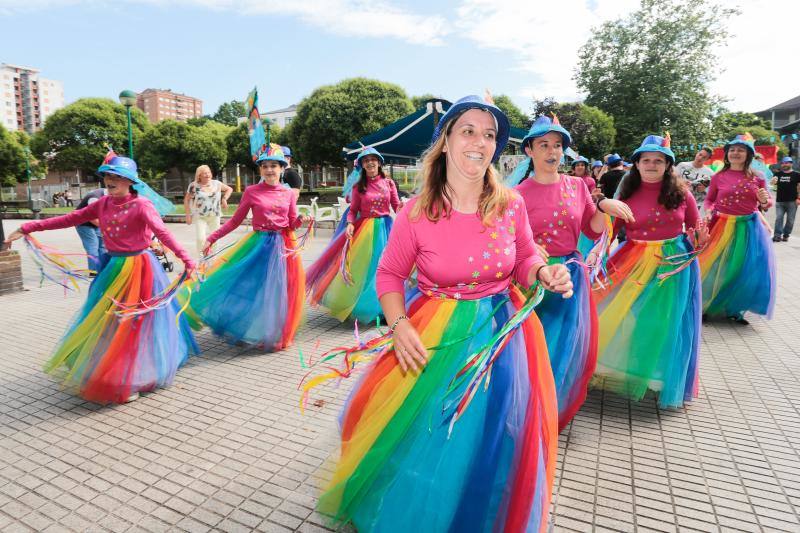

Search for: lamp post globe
xmin=118 ymin=90 xmax=137 ymax=107
xmin=118 ymin=90 xmax=137 ymax=158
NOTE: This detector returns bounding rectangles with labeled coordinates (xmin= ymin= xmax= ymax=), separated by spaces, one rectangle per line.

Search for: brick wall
xmin=0 ymin=250 xmax=23 ymax=295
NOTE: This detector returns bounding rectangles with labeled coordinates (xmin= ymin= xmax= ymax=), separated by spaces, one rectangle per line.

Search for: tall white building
xmin=0 ymin=63 xmax=65 ymax=134
xmin=262 ymin=104 xmax=297 ymax=128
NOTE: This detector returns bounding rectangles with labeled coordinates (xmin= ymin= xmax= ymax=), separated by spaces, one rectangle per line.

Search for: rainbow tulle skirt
xmin=698 ymin=212 xmax=775 ymax=319
xmin=593 ymin=235 xmax=701 ymax=408
xmin=306 ymin=215 xmax=391 ymax=324
xmin=44 ymin=250 xmax=198 ymax=404
xmin=185 ymin=231 xmax=304 ymax=350
xmin=577 ymin=232 xmax=595 ymax=260
xmin=318 ymin=286 xmax=558 ymax=532
xmin=332 ymin=206 xmax=350 ymax=238
xmin=538 ymin=254 xmax=597 ymax=430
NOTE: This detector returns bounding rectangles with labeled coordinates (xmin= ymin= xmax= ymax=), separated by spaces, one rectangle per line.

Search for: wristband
xmin=595 ymin=194 xmax=607 ymax=213
xmin=390 ymin=315 xmax=409 ymax=332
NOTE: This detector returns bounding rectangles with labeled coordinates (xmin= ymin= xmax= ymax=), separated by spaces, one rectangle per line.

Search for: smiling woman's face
xmin=635 ymin=152 xmax=668 ymax=182
xmin=444 ymin=108 xmax=497 ymax=183
xmin=525 ymin=131 xmax=563 ymax=174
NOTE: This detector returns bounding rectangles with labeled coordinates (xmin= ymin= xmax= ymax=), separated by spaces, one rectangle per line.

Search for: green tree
xmin=410 ymin=94 xmax=442 ymax=109
xmin=711 ymin=111 xmax=771 ymax=139
xmin=0 ymin=124 xmax=27 ymax=187
xmin=137 ymin=120 xmax=230 ymax=187
xmin=531 ymin=97 xmax=559 ymax=119
xmin=557 ymin=103 xmax=616 ymax=158
xmin=529 ymin=98 xmax=616 ymax=158
xmin=287 ymin=78 xmax=414 ymax=165
xmin=493 ymin=95 xmax=529 ymax=129
xmin=30 ymin=98 xmax=150 ymax=176
xmin=211 ymin=100 xmax=246 ymax=126
xmin=186 ymin=116 xmax=212 ymax=127
xmin=225 ymin=121 xmax=285 ymax=169
xmin=575 ymin=0 xmax=737 ymax=154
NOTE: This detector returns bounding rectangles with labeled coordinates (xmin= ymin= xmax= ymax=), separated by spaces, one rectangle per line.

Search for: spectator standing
xmin=184 ymin=165 xmax=233 ymax=256
xmin=675 ymin=147 xmax=713 ymax=210
xmin=75 ymin=188 xmax=107 ymax=273
xmin=281 ymin=146 xmax=303 ymax=194
xmin=598 ymin=154 xmax=626 ymax=198
xmin=771 ymin=156 xmax=800 ymax=242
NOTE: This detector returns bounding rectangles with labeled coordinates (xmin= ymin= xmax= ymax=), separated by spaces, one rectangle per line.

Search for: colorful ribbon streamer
xmin=299 ymin=284 xmax=546 ymax=439
xmin=23 ymin=234 xmax=94 ymax=291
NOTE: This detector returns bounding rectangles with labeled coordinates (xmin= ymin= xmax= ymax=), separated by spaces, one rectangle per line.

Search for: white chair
xmin=335 ymin=196 xmax=349 ymax=219
xmin=297 ymin=196 xmax=315 ymax=218
xmin=310 ymin=197 xmax=338 ymax=223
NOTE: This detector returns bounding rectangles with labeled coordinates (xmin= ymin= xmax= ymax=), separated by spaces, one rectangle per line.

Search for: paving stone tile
xmin=3 ymin=223 xmax=800 ymax=532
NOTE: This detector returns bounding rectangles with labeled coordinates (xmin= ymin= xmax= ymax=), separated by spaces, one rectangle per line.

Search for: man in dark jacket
xmin=75 ymin=188 xmax=107 ymax=273
xmin=771 ymin=156 xmax=800 ymax=242
xmin=281 ymin=146 xmax=303 ymax=193
xmin=599 ymin=154 xmax=626 ymax=198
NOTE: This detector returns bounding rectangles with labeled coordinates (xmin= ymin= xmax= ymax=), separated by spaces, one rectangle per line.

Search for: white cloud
xmin=455 ymin=0 xmax=800 ymax=113
xmin=710 ymin=0 xmax=800 ymax=112
xmin=454 ymin=0 xmax=640 ymax=102
xmin=0 ymin=0 xmax=450 ymax=45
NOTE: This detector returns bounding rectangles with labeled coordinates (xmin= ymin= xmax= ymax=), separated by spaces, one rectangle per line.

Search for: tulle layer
xmin=319 ymin=286 xmax=558 ymax=533
xmin=698 ymin=212 xmax=776 ymax=319
xmin=537 ymin=254 xmax=597 ymax=430
xmin=306 ymin=216 xmax=392 ymax=324
xmin=44 ymin=251 xmax=198 ymax=404
xmin=593 ymin=236 xmax=701 ymax=408
xmin=184 ymin=231 xmax=304 ymax=350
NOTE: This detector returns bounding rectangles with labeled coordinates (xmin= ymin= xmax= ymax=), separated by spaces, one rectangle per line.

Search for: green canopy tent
xmin=342 ymin=98 xmax=528 ymax=165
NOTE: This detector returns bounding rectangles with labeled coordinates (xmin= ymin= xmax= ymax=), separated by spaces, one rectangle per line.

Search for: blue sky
xmin=1 ymin=0 xmax=797 ymax=117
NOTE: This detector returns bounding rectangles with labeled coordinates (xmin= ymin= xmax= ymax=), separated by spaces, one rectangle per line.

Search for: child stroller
xmin=149 ymin=237 xmax=174 ymax=272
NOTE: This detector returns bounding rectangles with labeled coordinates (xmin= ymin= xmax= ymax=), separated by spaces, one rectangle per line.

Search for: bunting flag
xmin=246 ymin=87 xmax=267 ymax=162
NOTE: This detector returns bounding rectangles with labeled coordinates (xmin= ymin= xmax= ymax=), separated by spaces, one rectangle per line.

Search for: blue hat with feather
xmin=431 ymin=94 xmax=510 ymax=162
xmin=631 ymin=133 xmax=675 ymax=163
xmin=522 ymin=114 xmax=572 ymax=150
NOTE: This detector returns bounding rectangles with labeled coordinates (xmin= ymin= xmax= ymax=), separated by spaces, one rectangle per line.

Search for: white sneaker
xmin=125 ymin=392 xmax=140 ymax=403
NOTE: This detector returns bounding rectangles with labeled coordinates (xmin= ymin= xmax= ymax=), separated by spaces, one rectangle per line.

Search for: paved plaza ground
xmin=1 ymin=218 xmax=799 ymax=533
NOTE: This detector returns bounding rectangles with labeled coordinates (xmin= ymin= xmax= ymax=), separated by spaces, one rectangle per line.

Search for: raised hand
xmin=538 ymin=264 xmax=574 ymax=298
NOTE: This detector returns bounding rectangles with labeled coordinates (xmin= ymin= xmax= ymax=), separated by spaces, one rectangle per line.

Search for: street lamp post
xmin=23 ymin=146 xmax=41 ymax=219
xmin=118 ymin=90 xmax=137 ymax=159
xmin=264 ymin=117 xmax=273 ymax=147
xmin=24 ymin=146 xmax=31 ymax=204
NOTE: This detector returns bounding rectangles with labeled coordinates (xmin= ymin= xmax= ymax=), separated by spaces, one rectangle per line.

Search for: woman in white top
xmin=184 ymin=165 xmax=233 ymax=255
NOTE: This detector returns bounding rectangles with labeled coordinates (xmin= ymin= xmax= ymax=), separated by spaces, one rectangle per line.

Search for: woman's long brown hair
xmin=411 ymin=115 xmax=511 ymax=225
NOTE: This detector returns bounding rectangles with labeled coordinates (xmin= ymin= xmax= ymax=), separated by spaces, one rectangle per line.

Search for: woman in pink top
xmin=513 ymin=115 xmax=632 ymax=431
xmin=306 ymin=147 xmax=401 ymax=324
xmin=183 ymin=144 xmax=310 ymax=351
xmin=698 ymin=134 xmax=776 ymax=325
xmin=593 ymin=135 xmax=706 ymax=409
xmin=313 ymin=96 xmax=571 ymax=533
xmin=570 ymin=155 xmax=596 ymax=192
xmin=4 ymin=152 xmax=197 ymax=404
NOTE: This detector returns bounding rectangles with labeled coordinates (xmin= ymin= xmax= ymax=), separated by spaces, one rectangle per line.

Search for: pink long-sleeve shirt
xmin=516 ymin=175 xmax=602 ymax=257
xmin=208 ymin=182 xmax=301 ymax=245
xmin=21 ymin=194 xmax=193 ymax=267
xmin=614 ymin=181 xmax=699 ymax=241
xmin=703 ymin=169 xmax=773 ymax=215
xmin=347 ymin=176 xmax=401 ymax=223
xmin=578 ymin=175 xmax=596 ymax=193
xmin=376 ymin=194 xmax=545 ymax=301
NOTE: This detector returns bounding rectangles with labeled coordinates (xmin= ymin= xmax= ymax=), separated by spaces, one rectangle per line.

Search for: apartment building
xmin=0 ymin=63 xmax=65 ymax=133
xmin=136 ymin=89 xmax=203 ymax=122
